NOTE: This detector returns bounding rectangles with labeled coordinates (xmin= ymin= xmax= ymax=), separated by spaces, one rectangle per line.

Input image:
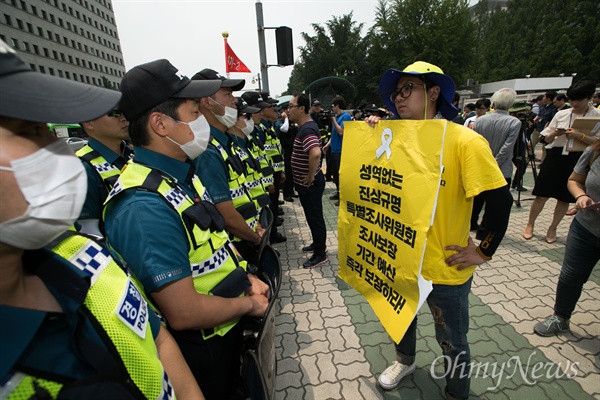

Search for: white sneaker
xmin=378 ymin=361 xmax=416 ymax=390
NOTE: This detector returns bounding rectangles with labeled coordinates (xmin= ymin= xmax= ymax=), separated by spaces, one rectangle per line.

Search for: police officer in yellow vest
xmin=103 ymin=60 xmax=269 ymax=400
xmin=76 ymin=108 xmax=132 ymax=238
xmin=0 ymin=44 xmax=203 ymax=399
xmin=192 ymin=69 xmax=272 ymax=260
xmin=242 ymin=91 xmax=288 ymax=243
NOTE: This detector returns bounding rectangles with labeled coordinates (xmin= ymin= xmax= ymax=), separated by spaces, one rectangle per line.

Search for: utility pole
xmin=255 ymin=0 xmax=269 ymax=93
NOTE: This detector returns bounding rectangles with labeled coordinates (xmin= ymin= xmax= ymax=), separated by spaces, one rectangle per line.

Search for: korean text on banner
xmin=225 ymin=41 xmax=251 ymax=73
xmin=338 ymin=120 xmax=449 ymax=343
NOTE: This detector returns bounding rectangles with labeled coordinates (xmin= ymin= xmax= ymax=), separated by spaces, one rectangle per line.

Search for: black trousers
xmin=269 ymin=171 xmax=282 ymax=235
xmin=171 ymin=321 xmax=244 ymax=400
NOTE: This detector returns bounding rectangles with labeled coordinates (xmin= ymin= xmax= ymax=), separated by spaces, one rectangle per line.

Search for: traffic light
xmin=275 ymin=27 xmax=294 ymax=66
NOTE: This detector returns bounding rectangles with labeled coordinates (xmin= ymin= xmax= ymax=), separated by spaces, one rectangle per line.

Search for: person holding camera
xmin=323 ymin=95 xmax=351 ymax=206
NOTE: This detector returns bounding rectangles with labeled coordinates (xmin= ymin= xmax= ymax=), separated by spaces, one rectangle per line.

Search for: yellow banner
xmin=338 ymin=120 xmax=449 ymax=343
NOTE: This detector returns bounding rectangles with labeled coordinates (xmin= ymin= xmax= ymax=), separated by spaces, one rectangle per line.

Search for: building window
xmin=20 ymin=1 xmax=26 ymax=11
xmin=80 ymin=74 xmax=84 ymax=81
xmin=37 ymin=27 xmax=43 ymax=36
xmin=23 ymin=42 xmax=29 ymax=52
xmin=10 ymin=38 xmax=19 ymax=50
xmin=30 ymin=63 xmax=36 ymax=71
xmin=41 ymin=10 xmax=47 ymax=20
xmin=65 ymin=71 xmax=70 ymax=79
xmin=58 ymin=70 xmax=63 ymax=77
xmin=31 ymin=6 xmax=37 ymax=15
xmin=39 ymin=66 xmax=46 ymax=73
xmin=49 ymin=14 xmax=55 ymax=24
xmin=4 ymin=14 xmax=12 ymax=26
xmin=86 ymin=76 xmax=90 ymax=84
xmin=16 ymin=19 xmax=23 ymax=30
xmin=68 ymin=55 xmax=73 ymax=63
xmin=43 ymin=47 xmax=49 ymax=57
xmin=63 ymin=37 xmax=68 ymax=45
xmin=47 ymin=30 xmax=52 ymax=39
xmin=60 ymin=53 xmax=65 ymax=61
xmin=33 ymin=44 xmax=39 ymax=54
xmin=27 ymin=23 xmax=33 ymax=33
xmin=92 ymin=77 xmax=96 ymax=85
xmin=58 ymin=18 xmax=63 ymax=27
xmin=49 ymin=68 xmax=55 ymax=76
xmin=55 ymin=33 xmax=60 ymax=42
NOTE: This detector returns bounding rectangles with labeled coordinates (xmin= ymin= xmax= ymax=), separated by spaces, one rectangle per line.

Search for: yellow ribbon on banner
xmin=338 ymin=119 xmax=448 ymax=343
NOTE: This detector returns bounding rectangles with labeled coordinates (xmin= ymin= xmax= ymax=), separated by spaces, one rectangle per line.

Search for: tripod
xmin=513 ymin=122 xmax=537 ymax=207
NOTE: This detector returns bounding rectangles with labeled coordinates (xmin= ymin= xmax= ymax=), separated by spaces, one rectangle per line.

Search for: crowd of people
xmin=1 ymin=36 xmax=599 ymax=400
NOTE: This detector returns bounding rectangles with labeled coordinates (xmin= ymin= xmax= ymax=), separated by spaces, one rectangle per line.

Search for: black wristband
xmin=576 ymin=194 xmax=588 ymax=200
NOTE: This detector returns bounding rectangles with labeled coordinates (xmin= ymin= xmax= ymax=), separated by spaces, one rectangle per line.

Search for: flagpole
xmin=222 ymin=31 xmax=230 ymax=79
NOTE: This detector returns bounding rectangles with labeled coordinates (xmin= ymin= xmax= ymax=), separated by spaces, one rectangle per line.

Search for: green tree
xmin=285 ymin=13 xmax=367 ymax=105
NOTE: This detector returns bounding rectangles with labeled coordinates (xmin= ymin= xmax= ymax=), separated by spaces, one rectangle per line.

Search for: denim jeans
xmin=295 ymin=171 xmax=327 ymax=255
xmin=395 ymin=277 xmax=473 ymax=400
xmin=554 ymin=218 xmax=600 ymax=319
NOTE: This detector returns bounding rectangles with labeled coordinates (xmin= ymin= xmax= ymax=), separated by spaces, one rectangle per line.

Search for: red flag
xmin=224 ymin=39 xmax=251 ymax=73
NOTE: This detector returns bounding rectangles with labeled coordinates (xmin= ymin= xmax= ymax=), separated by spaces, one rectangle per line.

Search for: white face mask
xmin=164 ymin=114 xmax=211 ymax=159
xmin=241 ymin=117 xmax=255 ymax=137
xmin=209 ymin=97 xmax=238 ymax=128
xmin=0 ymin=140 xmax=87 ymax=250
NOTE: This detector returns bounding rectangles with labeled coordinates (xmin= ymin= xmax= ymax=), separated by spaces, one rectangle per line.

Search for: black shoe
xmin=284 ymin=196 xmax=294 ymax=202
xmin=303 ymin=253 xmax=329 ymax=268
xmin=329 ymin=193 xmax=339 ymax=201
xmin=270 ymin=232 xmax=287 ymax=244
xmin=278 ymin=200 xmax=284 ymax=205
xmin=325 ymin=177 xmax=333 ymax=182
xmin=275 ymin=217 xmax=284 ymax=227
xmin=276 ymin=209 xmax=285 ymax=216
xmin=516 ymin=187 xmax=528 ymax=192
xmin=292 ymin=194 xmax=299 ymax=198
xmin=302 ymin=244 xmax=314 ymax=252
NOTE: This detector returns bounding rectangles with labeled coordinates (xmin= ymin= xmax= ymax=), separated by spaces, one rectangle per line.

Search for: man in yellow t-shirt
xmin=366 ymin=61 xmax=513 ymax=400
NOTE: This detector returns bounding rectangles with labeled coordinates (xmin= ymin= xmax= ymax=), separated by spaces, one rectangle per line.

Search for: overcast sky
xmin=111 ymin=0 xmax=381 ymax=97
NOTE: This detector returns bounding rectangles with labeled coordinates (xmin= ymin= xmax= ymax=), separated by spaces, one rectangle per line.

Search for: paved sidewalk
xmin=270 ymin=171 xmax=599 ymax=400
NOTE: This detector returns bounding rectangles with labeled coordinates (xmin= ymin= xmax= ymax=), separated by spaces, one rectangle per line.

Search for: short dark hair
xmin=536 ymin=95 xmax=544 ymax=101
xmin=332 ymin=95 xmax=346 ymax=110
xmin=544 ymin=91 xmax=557 ymax=100
xmin=465 ymin=103 xmax=475 ymax=111
xmin=453 ymin=92 xmax=460 ymax=105
xmin=128 ymin=98 xmax=187 ymax=146
xmin=294 ymin=92 xmax=310 ymax=114
xmin=555 ymin=94 xmax=568 ymax=102
xmin=475 ymin=99 xmax=485 ymax=108
xmin=566 ymin=80 xmax=596 ymax=101
xmin=483 ymin=98 xmax=491 ymax=108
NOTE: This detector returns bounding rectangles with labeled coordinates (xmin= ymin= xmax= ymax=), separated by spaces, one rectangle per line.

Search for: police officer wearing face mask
xmin=193 ymin=69 xmax=272 ymax=261
xmin=102 ymin=60 xmax=269 ymax=400
xmin=0 ymin=43 xmax=203 ymax=399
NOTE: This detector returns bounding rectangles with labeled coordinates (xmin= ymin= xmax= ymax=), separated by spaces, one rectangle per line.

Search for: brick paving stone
xmin=337 ymin=361 xmax=376 ymax=384
xmin=310 ymin=382 xmax=342 ymax=400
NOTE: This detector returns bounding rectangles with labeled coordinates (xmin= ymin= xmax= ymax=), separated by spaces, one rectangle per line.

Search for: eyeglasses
xmin=106 ymin=110 xmax=123 ymax=118
xmin=389 ymin=83 xmax=426 ymax=102
xmin=477 ymin=107 xmax=487 ymax=111
xmin=287 ymin=104 xmax=300 ymax=109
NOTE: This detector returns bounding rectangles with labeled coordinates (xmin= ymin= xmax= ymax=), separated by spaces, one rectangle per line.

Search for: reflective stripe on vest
xmin=259 ymin=123 xmax=284 ymax=172
xmin=105 ymin=161 xmax=243 ymax=338
xmin=246 ymin=137 xmax=274 ymax=186
xmin=210 ymin=138 xmax=259 ymax=238
xmin=76 ymin=145 xmax=121 ymax=192
xmin=7 ymin=233 xmax=173 ymax=400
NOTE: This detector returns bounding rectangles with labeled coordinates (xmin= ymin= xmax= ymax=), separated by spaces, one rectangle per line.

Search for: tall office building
xmin=0 ymin=0 xmax=126 ymax=89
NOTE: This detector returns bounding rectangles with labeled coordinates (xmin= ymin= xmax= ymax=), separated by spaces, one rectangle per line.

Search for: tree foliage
xmin=286 ymin=0 xmax=599 ymax=106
